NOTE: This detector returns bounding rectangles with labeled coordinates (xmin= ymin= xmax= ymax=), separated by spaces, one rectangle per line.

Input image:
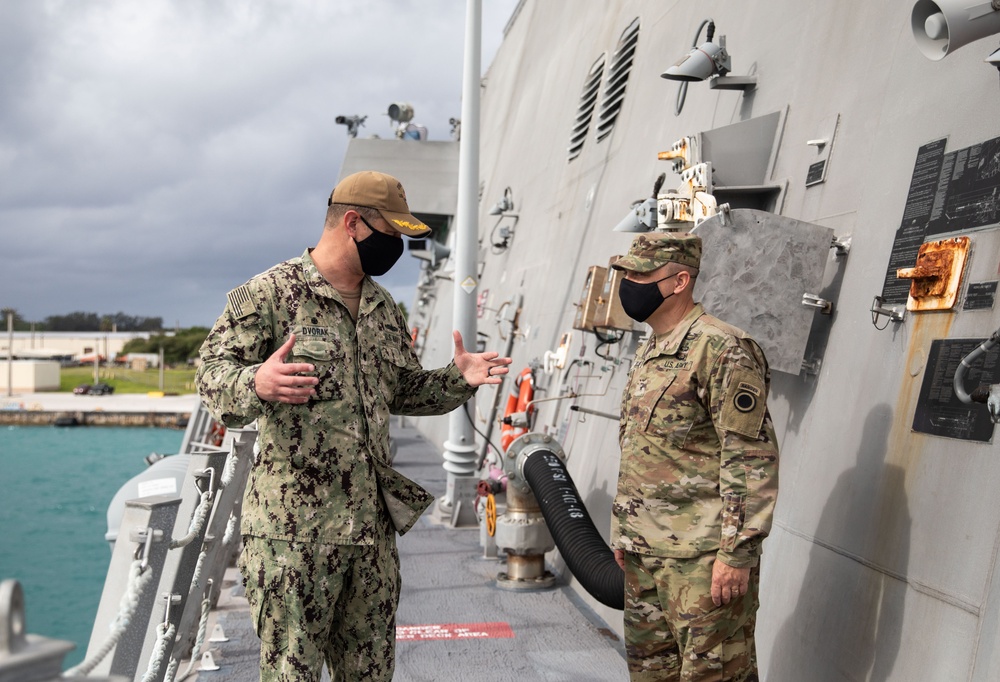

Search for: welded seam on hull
xmin=773 ymin=520 xmax=980 ymax=616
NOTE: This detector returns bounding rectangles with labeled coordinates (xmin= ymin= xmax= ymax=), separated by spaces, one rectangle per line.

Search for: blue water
xmin=0 ymin=425 xmax=184 ymax=669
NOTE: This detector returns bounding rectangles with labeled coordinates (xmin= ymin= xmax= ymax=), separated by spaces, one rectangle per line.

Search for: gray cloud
xmin=1 ymin=0 xmax=517 ymax=327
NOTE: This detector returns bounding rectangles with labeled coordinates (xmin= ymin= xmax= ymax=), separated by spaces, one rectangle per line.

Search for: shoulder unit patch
xmin=718 ymin=370 xmax=767 ymax=439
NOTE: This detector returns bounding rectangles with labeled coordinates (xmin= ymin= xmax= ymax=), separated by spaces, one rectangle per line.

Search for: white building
xmin=1 ymin=331 xmax=153 ymax=363
xmin=0 ymin=360 xmax=60 ymax=393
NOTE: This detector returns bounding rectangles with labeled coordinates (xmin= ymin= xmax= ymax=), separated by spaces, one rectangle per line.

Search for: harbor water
xmin=0 ymin=425 xmax=184 ymax=669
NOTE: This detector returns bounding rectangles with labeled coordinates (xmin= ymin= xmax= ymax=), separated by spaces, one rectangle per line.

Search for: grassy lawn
xmin=60 ymin=365 xmax=198 ymax=394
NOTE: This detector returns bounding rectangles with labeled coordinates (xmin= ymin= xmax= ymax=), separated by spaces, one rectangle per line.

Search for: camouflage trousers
xmin=624 ymin=551 xmax=760 ymax=682
xmin=240 ymin=534 xmax=400 ymax=682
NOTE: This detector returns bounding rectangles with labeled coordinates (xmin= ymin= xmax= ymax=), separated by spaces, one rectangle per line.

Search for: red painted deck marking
xmin=396 ymin=622 xmax=515 ymax=641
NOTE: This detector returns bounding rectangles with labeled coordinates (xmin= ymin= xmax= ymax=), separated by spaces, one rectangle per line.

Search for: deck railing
xmin=0 ymin=400 xmax=256 ymax=682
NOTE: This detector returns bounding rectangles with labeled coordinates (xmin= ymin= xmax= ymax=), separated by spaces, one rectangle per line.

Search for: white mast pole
xmin=439 ymin=0 xmax=482 ymax=526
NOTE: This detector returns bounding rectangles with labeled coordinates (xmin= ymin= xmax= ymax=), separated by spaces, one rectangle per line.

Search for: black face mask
xmin=355 ymin=215 xmax=404 ymax=276
xmin=618 ymin=273 xmax=679 ymax=322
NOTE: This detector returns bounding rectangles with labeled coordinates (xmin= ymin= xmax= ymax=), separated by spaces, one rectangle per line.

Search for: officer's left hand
xmin=711 ymin=558 xmax=751 ymax=606
xmin=453 ymin=330 xmax=512 ymax=387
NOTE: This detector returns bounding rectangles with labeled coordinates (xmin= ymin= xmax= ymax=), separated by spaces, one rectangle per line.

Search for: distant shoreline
xmin=0 ymin=410 xmax=190 ymax=428
xmin=0 ymin=392 xmax=198 ymax=427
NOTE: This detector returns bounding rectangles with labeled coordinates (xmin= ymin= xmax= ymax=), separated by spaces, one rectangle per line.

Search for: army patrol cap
xmin=612 ymin=232 xmax=702 ymax=273
xmin=329 ymin=171 xmax=431 ymax=236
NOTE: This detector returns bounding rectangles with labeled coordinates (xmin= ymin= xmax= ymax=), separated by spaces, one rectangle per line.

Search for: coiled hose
xmin=521 ymin=448 xmax=624 ymax=610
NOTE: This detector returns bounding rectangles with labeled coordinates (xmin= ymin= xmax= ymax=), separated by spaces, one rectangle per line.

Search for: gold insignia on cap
xmin=393 ymin=218 xmax=424 ymax=230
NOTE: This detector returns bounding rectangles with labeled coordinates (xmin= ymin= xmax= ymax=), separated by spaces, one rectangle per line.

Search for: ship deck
xmin=189 ymin=421 xmax=627 ymax=681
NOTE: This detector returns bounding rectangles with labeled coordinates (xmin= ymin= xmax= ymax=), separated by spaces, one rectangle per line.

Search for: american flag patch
xmin=227 ymin=285 xmax=256 ymax=320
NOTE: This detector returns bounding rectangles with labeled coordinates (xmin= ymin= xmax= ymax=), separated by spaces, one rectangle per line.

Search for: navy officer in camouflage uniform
xmin=611 ymin=232 xmax=779 ymax=681
xmin=196 ymin=170 xmax=511 ymax=681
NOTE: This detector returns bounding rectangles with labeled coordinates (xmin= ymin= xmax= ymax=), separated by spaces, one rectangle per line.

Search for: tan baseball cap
xmin=612 ymin=232 xmax=702 ymax=273
xmin=329 ymin=171 xmax=430 ymax=236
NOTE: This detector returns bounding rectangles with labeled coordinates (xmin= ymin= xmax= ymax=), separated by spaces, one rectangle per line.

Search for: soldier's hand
xmin=254 ymin=335 xmax=319 ymax=404
xmin=614 ymin=549 xmax=625 ymax=570
xmin=453 ymin=330 xmax=512 ymax=387
xmin=711 ymin=558 xmax=750 ymax=606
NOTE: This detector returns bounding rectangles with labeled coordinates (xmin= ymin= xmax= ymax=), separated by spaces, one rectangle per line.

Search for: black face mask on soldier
xmin=354 ymin=215 xmax=404 ymax=276
xmin=618 ymin=272 xmax=680 ymax=322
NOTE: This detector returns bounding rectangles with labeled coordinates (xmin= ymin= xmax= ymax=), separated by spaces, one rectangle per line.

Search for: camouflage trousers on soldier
xmin=624 ymin=551 xmax=760 ymax=682
xmin=240 ymin=534 xmax=400 ymax=682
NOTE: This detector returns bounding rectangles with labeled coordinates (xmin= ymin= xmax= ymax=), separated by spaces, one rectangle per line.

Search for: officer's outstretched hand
xmin=254 ymin=335 xmax=319 ymax=404
xmin=453 ymin=330 xmax=512 ymax=387
xmin=711 ymin=557 xmax=751 ymax=606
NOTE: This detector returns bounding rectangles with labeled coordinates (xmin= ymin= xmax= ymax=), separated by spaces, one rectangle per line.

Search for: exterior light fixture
xmin=613 ymin=198 xmax=657 ymax=233
xmin=662 ymin=34 xmax=756 ymax=91
xmin=334 ymin=115 xmax=367 ymax=138
xmin=488 ymin=187 xmax=519 ymax=252
xmin=613 ymin=174 xmax=666 ymax=233
xmin=663 ymin=20 xmax=756 ymax=116
xmin=408 ymin=238 xmax=452 ymax=268
xmin=489 ymin=187 xmax=516 ymax=216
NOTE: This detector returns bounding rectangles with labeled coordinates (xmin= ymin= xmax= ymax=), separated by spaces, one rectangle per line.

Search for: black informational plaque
xmin=964 ymin=281 xmax=999 ymax=311
xmin=926 ymin=136 xmax=1000 ymax=238
xmin=881 ymin=139 xmax=947 ymax=305
xmin=805 ymin=160 xmax=826 ymax=186
xmin=881 ymin=134 xmax=1000 ymax=306
xmin=912 ymin=338 xmax=1000 ymax=443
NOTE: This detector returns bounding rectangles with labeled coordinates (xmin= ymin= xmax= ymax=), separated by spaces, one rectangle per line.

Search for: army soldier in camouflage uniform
xmin=610 ymin=232 xmax=779 ymax=682
xmin=196 ymin=170 xmax=511 ymax=682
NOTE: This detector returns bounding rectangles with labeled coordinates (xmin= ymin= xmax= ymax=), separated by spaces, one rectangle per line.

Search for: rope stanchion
xmin=63 ymin=560 xmax=153 ymax=677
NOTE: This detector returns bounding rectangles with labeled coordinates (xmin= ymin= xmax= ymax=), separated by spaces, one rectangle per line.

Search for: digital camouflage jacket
xmin=196 ymin=249 xmax=475 ymax=545
xmin=613 ymin=304 xmax=780 ymax=568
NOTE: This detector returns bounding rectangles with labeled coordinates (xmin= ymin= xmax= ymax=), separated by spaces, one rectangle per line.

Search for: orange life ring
xmin=209 ymin=421 xmax=226 ymax=447
xmin=410 ymin=326 xmax=419 ymax=347
xmin=500 ymin=367 xmax=534 ymax=452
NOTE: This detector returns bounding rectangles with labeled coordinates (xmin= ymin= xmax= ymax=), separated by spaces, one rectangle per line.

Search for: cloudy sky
xmin=1 ymin=0 xmax=519 ymax=328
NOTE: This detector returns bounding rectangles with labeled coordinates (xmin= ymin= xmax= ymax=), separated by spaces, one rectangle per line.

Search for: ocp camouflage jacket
xmin=613 ymin=304 xmax=780 ymax=568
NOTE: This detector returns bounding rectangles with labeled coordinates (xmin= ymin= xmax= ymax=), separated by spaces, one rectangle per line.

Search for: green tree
xmin=0 ymin=308 xmax=41 ymax=331
xmin=45 ymin=311 xmax=101 ymax=331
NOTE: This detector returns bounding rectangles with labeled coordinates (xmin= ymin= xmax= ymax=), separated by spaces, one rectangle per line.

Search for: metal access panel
xmin=595 ymin=256 xmax=634 ymax=332
xmin=572 ymin=266 xmax=608 ymax=332
xmin=699 ymin=111 xmax=783 ymax=188
xmin=692 ymin=209 xmax=834 ymax=375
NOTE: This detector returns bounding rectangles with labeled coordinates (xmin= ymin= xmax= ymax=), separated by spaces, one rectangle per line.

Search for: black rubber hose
xmin=521 ymin=448 xmax=624 ymax=610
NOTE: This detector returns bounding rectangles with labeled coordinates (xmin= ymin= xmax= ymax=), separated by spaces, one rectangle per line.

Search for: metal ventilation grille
xmin=596 ymin=17 xmax=640 ymax=143
xmin=567 ymin=55 xmax=605 ymax=161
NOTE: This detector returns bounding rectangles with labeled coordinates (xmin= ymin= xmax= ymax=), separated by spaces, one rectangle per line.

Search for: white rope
xmin=175 ymin=595 xmax=213 ymax=682
xmin=190 ymin=550 xmax=207 ymax=592
xmin=63 ymin=560 xmax=153 ymax=677
xmin=221 ymin=448 xmax=238 ymax=488
xmin=170 ymin=490 xmax=213 ymax=549
xmin=164 ymin=654 xmax=179 ymax=682
xmin=140 ymin=620 xmax=176 ymax=682
xmin=223 ymin=511 xmax=238 ymax=546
